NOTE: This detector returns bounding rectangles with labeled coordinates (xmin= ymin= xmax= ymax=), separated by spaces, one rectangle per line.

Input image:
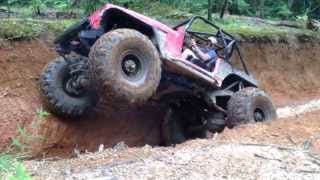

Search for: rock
xmin=113 ymin=142 xmax=128 ymax=152
xmin=98 ymin=144 xmax=104 ymax=153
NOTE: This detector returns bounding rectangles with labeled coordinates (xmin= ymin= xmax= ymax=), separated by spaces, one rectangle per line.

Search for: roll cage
xmin=174 ymin=16 xmax=250 ymax=75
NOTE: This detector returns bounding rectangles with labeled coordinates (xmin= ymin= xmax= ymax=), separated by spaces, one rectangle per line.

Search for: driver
xmin=182 ymin=37 xmax=218 ymax=71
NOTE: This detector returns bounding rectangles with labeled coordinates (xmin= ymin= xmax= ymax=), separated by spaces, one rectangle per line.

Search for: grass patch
xmin=0 ymin=18 xmax=78 ymax=40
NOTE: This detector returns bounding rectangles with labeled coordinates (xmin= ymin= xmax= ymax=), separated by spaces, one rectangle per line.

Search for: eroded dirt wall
xmin=240 ymin=41 xmax=320 ymax=106
xmin=0 ymin=39 xmax=319 ymax=157
xmin=0 ymin=41 xmax=56 ymax=152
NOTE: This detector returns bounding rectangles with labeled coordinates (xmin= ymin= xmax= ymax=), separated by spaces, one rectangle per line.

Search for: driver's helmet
xmin=208 ymin=37 xmax=218 ymax=46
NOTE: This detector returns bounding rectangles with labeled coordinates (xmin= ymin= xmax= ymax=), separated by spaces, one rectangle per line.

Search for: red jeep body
xmin=56 ymin=3 xmax=257 ymax=92
xmin=89 ymin=4 xmax=184 ymax=58
xmin=83 ymin=4 xmax=257 ymax=88
xmin=42 ymin=4 xmax=276 ymax=141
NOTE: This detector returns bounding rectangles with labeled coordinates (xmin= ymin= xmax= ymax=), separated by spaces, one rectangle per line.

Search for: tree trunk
xmin=252 ymin=0 xmax=257 ymax=16
xmin=259 ymin=0 xmax=265 ymax=18
xmin=220 ymin=0 xmax=228 ymax=19
xmin=208 ymin=0 xmax=212 ymax=21
xmin=234 ymin=0 xmax=238 ymax=14
xmin=37 ymin=6 xmax=41 ymax=15
xmin=7 ymin=0 xmax=10 ymax=18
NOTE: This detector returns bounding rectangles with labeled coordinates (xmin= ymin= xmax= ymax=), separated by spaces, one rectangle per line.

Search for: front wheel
xmin=227 ymin=87 xmax=277 ymax=128
xmin=89 ymin=28 xmax=162 ymax=107
xmin=40 ymin=57 xmax=98 ymax=118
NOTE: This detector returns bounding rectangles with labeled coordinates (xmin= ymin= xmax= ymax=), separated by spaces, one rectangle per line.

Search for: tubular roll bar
xmin=173 ymin=16 xmax=250 ymax=75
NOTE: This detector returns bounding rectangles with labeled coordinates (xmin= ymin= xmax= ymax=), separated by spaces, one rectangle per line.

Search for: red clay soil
xmin=0 ymin=40 xmax=55 ymax=151
xmin=0 ymin=39 xmax=320 ymax=157
xmin=0 ymin=40 xmax=163 ymax=157
xmin=238 ymin=41 xmax=320 ymax=107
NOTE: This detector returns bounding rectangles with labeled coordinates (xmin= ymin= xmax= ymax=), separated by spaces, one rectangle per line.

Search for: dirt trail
xmin=25 ymin=114 xmax=320 ymax=180
xmin=26 ymin=143 xmax=320 ymax=179
xmin=25 ymin=110 xmax=320 ymax=179
xmin=0 ymin=39 xmax=320 ymax=157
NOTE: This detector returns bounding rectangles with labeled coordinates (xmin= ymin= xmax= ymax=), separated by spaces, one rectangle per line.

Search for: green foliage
xmin=0 ymin=107 xmax=53 ymax=179
xmin=0 ymin=19 xmax=43 ymax=39
xmin=0 ymin=1 xmax=319 ymax=41
xmin=230 ymin=0 xmax=250 ymax=15
xmin=0 ymin=134 xmax=32 ymax=180
xmin=81 ymin=0 xmax=104 ymax=15
xmin=0 ymin=0 xmax=319 ymax=20
xmin=0 ymin=153 xmax=32 ymax=180
xmin=10 ymin=163 xmax=32 ymax=180
xmin=46 ymin=0 xmax=70 ymax=9
xmin=0 ymin=18 xmax=78 ymax=40
xmin=30 ymin=0 xmax=45 ymax=14
xmin=36 ymin=107 xmax=50 ymax=119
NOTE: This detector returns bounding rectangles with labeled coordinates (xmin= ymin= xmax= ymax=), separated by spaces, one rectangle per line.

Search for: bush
xmin=0 ymin=19 xmax=43 ymax=40
xmin=268 ymin=1 xmax=292 ymax=19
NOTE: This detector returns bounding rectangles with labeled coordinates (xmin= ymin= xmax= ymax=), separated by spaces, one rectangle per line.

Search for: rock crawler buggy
xmin=40 ymin=4 xmax=277 ymax=145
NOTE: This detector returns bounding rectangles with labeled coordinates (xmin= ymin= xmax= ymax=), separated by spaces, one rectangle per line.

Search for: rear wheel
xmin=205 ymin=112 xmax=226 ymax=133
xmin=227 ymin=87 xmax=277 ymax=128
xmin=89 ymin=28 xmax=161 ymax=107
xmin=162 ymin=103 xmax=207 ymax=146
xmin=40 ymin=57 xmax=98 ymax=118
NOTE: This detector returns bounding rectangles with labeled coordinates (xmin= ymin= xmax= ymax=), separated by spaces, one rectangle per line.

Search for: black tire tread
xmin=162 ymin=105 xmax=207 ymax=146
xmin=89 ymin=28 xmax=161 ymax=107
xmin=40 ymin=57 xmax=97 ymax=118
xmin=227 ymin=87 xmax=277 ymax=128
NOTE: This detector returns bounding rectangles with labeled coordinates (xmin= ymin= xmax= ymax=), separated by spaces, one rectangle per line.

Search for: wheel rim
xmin=65 ymin=78 xmax=83 ymax=96
xmin=121 ymin=53 xmax=143 ymax=80
xmin=254 ymin=108 xmax=265 ymax=122
xmin=64 ymin=75 xmax=87 ymax=96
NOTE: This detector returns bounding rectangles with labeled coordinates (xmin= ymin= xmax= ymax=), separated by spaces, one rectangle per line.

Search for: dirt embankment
xmin=0 ymin=40 xmax=164 ymax=156
xmin=241 ymin=41 xmax=320 ymax=106
xmin=0 ymin=39 xmax=320 ymax=157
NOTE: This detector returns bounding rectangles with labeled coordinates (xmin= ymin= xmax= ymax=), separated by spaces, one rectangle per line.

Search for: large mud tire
xmin=162 ymin=105 xmax=207 ymax=146
xmin=162 ymin=107 xmax=187 ymax=146
xmin=205 ymin=112 xmax=226 ymax=133
xmin=89 ymin=29 xmax=161 ymax=107
xmin=227 ymin=87 xmax=277 ymax=128
xmin=40 ymin=57 xmax=98 ymax=118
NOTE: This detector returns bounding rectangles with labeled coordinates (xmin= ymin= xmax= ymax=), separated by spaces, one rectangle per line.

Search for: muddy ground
xmin=1 ymin=38 xmax=320 ymax=157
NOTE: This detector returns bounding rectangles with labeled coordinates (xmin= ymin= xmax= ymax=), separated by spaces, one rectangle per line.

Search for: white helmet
xmin=208 ymin=36 xmax=218 ymax=45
